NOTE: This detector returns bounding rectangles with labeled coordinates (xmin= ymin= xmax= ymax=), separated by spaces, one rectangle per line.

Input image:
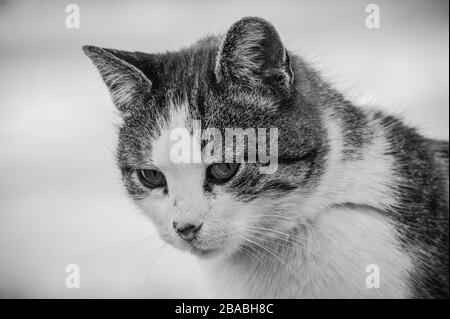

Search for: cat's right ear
xmin=82 ymin=45 xmax=152 ymax=116
xmin=215 ymin=17 xmax=294 ymax=95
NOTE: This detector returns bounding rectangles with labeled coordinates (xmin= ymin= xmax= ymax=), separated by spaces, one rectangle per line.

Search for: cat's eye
xmin=206 ymin=163 xmax=240 ymax=183
xmin=137 ymin=169 xmax=166 ymax=188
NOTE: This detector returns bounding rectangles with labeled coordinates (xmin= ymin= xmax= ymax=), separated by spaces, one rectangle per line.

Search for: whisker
xmin=242 ymin=236 xmax=286 ymax=266
xmin=243 ymin=226 xmax=304 ymax=246
xmin=140 ymin=241 xmax=167 ymax=283
xmin=241 ymin=244 xmax=265 ymax=266
xmin=118 ymin=232 xmax=161 ymax=257
xmin=244 ymin=229 xmax=297 ymax=249
xmin=144 ymin=243 xmax=170 ymax=282
xmin=241 ymin=235 xmax=307 ymax=281
xmin=241 ymin=227 xmax=325 ymax=262
xmin=242 ymin=214 xmax=300 ymax=221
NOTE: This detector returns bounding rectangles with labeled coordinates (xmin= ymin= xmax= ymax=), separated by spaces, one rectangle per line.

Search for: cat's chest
xmin=203 ymin=207 xmax=413 ymax=298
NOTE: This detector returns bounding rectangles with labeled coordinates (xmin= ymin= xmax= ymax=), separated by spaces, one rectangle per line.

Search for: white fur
xmin=141 ymin=103 xmax=206 ymax=244
xmin=302 ymin=109 xmax=400 ymax=214
xmin=205 ymin=207 xmax=412 ymax=298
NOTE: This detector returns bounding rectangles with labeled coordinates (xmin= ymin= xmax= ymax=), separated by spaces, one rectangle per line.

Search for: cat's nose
xmin=173 ymin=222 xmax=203 ymax=242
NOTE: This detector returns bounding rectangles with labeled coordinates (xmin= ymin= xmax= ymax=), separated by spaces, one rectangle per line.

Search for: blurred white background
xmin=0 ymin=0 xmax=448 ymax=298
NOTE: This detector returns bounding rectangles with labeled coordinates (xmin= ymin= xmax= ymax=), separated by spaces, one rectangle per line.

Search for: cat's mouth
xmin=176 ymin=239 xmax=223 ymax=258
xmin=188 ymin=244 xmax=221 ymax=258
xmin=182 ymin=242 xmax=219 ymax=258
xmin=168 ymin=230 xmax=229 ymax=258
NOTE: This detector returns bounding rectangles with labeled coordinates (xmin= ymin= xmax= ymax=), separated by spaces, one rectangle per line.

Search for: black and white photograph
xmin=0 ymin=0 xmax=448 ymax=306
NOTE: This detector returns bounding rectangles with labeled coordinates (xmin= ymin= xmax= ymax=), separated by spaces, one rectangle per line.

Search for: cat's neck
xmin=204 ymin=205 xmax=411 ymax=298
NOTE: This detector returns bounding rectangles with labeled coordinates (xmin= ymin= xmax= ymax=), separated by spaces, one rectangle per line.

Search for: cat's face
xmin=125 ymin=103 xmax=268 ymax=258
xmin=84 ymin=17 xmax=325 ymax=259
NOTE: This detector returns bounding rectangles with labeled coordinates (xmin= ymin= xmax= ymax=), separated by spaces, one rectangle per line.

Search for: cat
xmin=83 ymin=16 xmax=449 ymax=298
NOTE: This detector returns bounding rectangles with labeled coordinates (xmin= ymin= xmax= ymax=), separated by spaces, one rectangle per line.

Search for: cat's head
xmin=83 ymin=17 xmax=325 ymax=259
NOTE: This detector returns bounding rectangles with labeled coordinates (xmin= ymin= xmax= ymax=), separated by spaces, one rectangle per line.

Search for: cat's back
xmin=368 ymin=111 xmax=449 ymax=298
xmin=428 ymin=138 xmax=449 ymax=186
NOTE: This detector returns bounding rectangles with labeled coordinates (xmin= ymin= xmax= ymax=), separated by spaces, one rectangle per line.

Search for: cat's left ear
xmin=82 ymin=45 xmax=152 ymax=116
xmin=215 ymin=17 xmax=294 ymax=94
